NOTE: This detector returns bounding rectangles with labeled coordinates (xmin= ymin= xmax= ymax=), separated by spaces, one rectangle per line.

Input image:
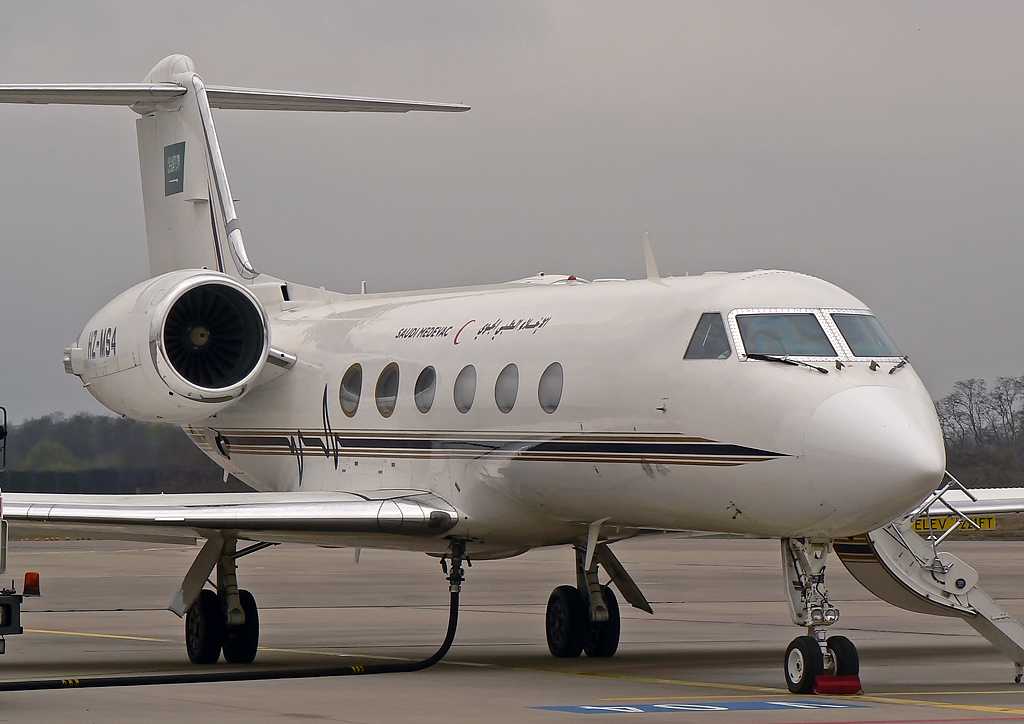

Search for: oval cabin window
xmin=538 ymin=362 xmax=563 ymax=414
xmin=494 ymin=363 xmax=519 ymax=413
xmin=453 ymin=365 xmax=476 ymax=413
xmin=375 ymin=363 xmax=400 ymax=417
xmin=339 ymin=363 xmax=362 ymax=417
xmin=414 ymin=366 xmax=437 ymax=413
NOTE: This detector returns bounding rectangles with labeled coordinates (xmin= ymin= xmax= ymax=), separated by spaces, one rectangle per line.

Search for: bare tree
xmin=935 ymin=393 xmax=969 ymax=446
xmin=988 ymin=376 xmax=1024 ymax=446
xmin=949 ymin=379 xmax=992 ymax=446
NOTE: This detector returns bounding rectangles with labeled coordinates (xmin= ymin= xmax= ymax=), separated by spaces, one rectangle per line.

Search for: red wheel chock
xmin=814 ymin=675 xmax=863 ymax=695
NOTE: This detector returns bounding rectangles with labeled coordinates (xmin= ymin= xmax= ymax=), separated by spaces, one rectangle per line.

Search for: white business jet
xmin=1 ymin=55 xmax=1020 ymax=693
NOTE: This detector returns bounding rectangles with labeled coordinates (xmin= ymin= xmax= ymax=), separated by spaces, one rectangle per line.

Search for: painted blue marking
xmin=532 ymin=700 xmax=868 ymax=714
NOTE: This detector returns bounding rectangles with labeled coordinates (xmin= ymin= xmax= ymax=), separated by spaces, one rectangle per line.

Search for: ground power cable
xmin=0 ymin=545 xmax=468 ymax=692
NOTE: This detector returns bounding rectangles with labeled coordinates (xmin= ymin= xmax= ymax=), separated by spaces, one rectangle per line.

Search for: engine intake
xmin=162 ymin=283 xmax=265 ymax=389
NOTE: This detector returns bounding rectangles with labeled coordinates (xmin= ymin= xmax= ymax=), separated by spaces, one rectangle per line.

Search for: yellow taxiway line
xmin=25 ymin=628 xmax=172 ymax=643
xmin=602 ymin=691 xmax=1024 ymax=701
xmin=857 ymin=694 xmax=1024 ymax=716
xmin=21 ymin=628 xmax=1024 ymax=714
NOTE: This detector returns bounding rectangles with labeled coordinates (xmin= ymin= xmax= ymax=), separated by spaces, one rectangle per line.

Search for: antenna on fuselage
xmin=643 ymin=232 xmax=661 ymax=281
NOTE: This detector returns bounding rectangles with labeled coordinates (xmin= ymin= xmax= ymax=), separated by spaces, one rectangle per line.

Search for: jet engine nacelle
xmin=64 ymin=270 xmax=270 ymax=423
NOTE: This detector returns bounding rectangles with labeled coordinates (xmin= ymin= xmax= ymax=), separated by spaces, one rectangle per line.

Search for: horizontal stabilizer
xmin=0 ymin=83 xmax=185 ymax=106
xmin=205 ymin=86 xmax=469 ymax=113
xmin=0 ymin=83 xmax=469 ymax=113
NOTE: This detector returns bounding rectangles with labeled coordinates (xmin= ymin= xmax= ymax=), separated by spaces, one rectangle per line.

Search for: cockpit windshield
xmin=736 ymin=313 xmax=836 ymax=357
xmin=831 ymin=313 xmax=900 ymax=357
xmin=684 ymin=312 xmax=732 ymax=359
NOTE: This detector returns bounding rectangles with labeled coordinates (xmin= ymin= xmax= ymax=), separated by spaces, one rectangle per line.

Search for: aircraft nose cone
xmin=804 ymin=386 xmax=945 ymax=531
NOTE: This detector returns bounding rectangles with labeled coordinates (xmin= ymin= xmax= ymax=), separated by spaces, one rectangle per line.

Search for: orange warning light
xmin=23 ymin=572 xmax=40 ymax=597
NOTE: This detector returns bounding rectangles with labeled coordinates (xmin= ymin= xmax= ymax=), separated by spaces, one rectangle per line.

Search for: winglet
xmin=643 ymin=232 xmax=661 ymax=280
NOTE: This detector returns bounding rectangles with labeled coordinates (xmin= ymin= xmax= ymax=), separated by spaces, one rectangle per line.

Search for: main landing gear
xmin=186 ymin=588 xmax=260 ymax=664
xmin=782 ymin=538 xmax=861 ymax=694
xmin=172 ymin=536 xmax=274 ymax=665
xmin=545 ymin=546 xmax=621 ymax=658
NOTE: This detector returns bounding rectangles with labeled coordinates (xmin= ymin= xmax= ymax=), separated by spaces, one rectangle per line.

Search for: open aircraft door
xmin=835 ymin=477 xmax=1024 ymax=684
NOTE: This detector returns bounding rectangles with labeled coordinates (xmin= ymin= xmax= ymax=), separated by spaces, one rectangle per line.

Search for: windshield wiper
xmin=746 ymin=353 xmax=829 ymax=374
xmin=889 ymin=356 xmax=909 ymax=374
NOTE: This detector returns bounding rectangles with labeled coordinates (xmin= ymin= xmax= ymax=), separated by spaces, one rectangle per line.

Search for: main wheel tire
xmin=584 ymin=585 xmax=620 ymax=658
xmin=785 ymin=635 xmax=824 ymax=694
xmin=826 ymin=635 xmax=859 ymax=677
xmin=222 ymin=589 xmax=260 ymax=664
xmin=546 ymin=585 xmax=586 ymax=658
xmin=185 ymin=589 xmax=226 ymax=664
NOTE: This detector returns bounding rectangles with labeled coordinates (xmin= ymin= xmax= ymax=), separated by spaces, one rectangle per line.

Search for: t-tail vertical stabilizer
xmin=136 ymin=54 xmax=237 ymax=279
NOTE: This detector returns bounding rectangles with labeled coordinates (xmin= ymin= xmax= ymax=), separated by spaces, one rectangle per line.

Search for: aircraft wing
xmin=1 ymin=490 xmax=458 ymax=546
xmin=926 ymin=487 xmax=1024 ymax=516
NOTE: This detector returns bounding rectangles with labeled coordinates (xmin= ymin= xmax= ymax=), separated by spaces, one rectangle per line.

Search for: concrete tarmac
xmin=0 ymin=536 xmax=1022 ymax=723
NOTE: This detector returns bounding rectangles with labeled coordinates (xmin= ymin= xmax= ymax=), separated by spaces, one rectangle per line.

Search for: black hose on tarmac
xmin=0 ymin=581 xmax=463 ymax=691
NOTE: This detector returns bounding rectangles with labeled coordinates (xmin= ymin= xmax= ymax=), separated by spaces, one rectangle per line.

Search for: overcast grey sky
xmin=1 ymin=2 xmax=1022 ymax=423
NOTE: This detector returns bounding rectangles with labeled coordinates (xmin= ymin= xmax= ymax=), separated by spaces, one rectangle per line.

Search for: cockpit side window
xmin=831 ymin=314 xmax=900 ymax=357
xmin=736 ymin=313 xmax=836 ymax=357
xmin=684 ymin=312 xmax=732 ymax=359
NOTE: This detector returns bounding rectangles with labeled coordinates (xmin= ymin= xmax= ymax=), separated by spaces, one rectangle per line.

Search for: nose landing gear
xmin=782 ymin=538 xmax=861 ymax=694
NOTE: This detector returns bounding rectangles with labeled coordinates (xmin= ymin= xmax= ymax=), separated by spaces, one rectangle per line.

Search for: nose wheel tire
xmin=185 ymin=589 xmax=226 ymax=664
xmin=826 ymin=635 xmax=859 ymax=677
xmin=583 ymin=585 xmax=620 ymax=658
xmin=222 ymin=589 xmax=260 ymax=664
xmin=546 ymin=585 xmax=586 ymax=658
xmin=785 ymin=635 xmax=824 ymax=694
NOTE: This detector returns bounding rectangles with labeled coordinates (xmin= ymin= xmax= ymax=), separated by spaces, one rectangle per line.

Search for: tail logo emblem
xmin=164 ymin=142 xmax=185 ymax=196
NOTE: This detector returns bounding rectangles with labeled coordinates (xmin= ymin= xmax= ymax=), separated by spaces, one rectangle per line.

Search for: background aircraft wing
xmin=2 ymin=490 xmax=458 ymax=546
xmin=926 ymin=487 xmax=1024 ymax=516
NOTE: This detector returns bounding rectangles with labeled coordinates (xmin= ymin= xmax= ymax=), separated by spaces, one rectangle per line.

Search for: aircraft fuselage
xmin=173 ymin=268 xmax=944 ymax=554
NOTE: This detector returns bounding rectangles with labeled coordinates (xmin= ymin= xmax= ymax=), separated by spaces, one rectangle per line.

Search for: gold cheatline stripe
xmin=223 ymin=445 xmax=770 ymax=460
xmin=196 ymin=446 xmax=766 ymax=466
xmin=210 ymin=428 xmax=717 ymax=442
xmin=201 ymin=432 xmax=723 ymax=447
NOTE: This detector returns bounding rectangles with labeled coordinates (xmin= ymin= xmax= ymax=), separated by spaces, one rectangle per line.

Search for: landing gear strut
xmin=545 ymin=546 xmax=621 ymax=658
xmin=782 ymin=538 xmax=860 ymax=694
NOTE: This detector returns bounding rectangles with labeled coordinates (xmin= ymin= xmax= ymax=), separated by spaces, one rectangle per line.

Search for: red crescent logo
xmin=454 ymin=319 xmax=475 ymax=345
